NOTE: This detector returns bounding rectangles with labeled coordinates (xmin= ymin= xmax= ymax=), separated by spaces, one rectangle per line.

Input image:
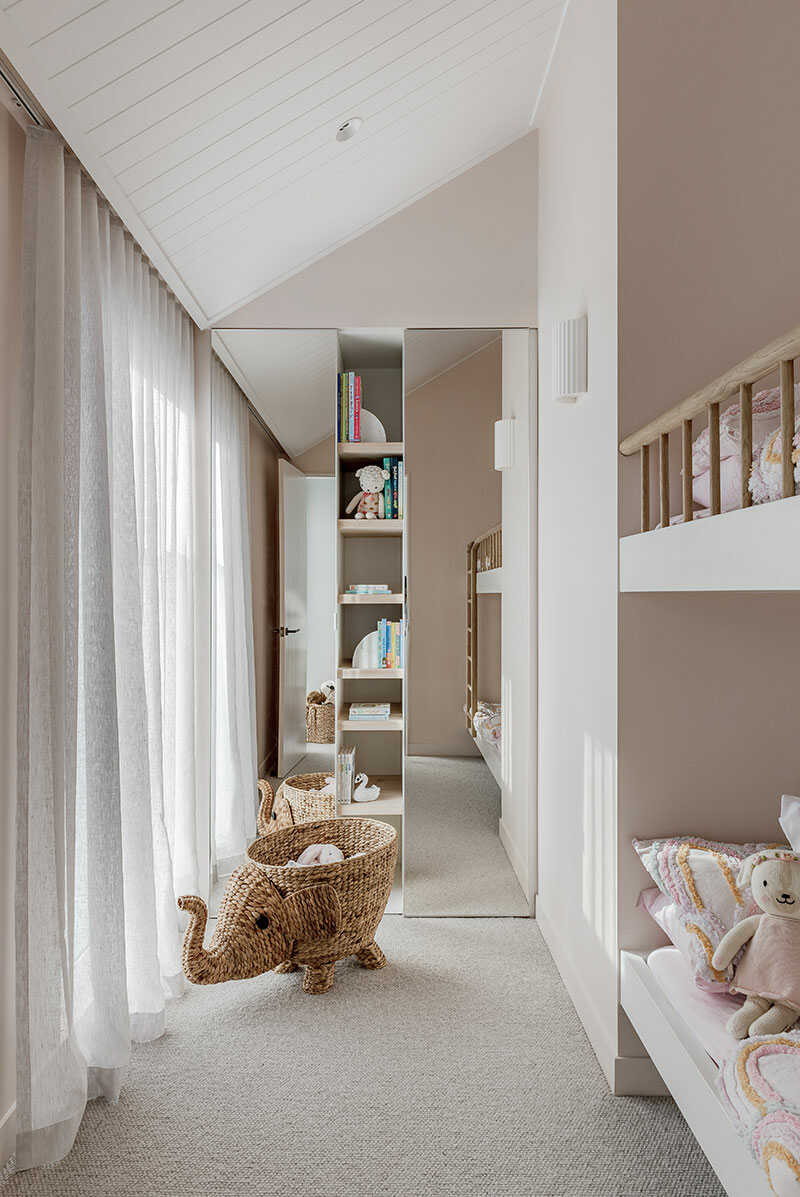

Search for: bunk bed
xmin=465 ymin=524 xmax=502 ymax=787
xmin=619 ymin=325 xmax=800 ymax=1197
xmin=619 ymin=323 xmax=800 ymax=591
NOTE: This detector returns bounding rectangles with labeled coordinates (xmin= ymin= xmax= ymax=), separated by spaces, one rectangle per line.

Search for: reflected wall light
xmin=494 ymin=418 xmax=515 ymax=471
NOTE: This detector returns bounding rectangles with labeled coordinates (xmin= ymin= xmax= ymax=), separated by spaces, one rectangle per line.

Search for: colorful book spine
xmin=339 ymin=373 xmax=347 ymax=442
xmin=382 ymin=456 xmax=392 ymax=519
xmin=354 ymin=375 xmax=361 ymax=442
xmin=337 ymin=374 xmax=341 ymax=442
xmin=391 ymin=459 xmax=399 ymax=518
xmin=348 ymin=373 xmax=355 ymax=441
xmin=397 ymin=461 xmax=404 ymax=519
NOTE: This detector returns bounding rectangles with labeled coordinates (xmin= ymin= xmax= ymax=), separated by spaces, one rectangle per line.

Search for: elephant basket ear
xmin=256 ymin=779 xmax=275 ymax=834
xmin=281 ymin=884 xmax=342 ymax=942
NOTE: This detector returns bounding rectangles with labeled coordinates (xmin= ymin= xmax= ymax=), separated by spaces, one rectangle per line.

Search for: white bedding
xmin=472 ymin=702 xmax=502 ymax=788
xmin=647 ymin=946 xmax=741 ymax=1065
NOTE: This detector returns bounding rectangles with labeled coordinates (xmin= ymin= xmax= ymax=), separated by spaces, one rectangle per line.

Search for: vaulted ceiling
xmin=0 ymin=0 xmax=563 ymax=326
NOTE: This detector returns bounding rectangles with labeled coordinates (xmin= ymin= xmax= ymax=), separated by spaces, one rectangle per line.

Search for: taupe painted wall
xmin=292 ymin=434 xmax=334 ymax=477
xmin=617 ymin=0 xmax=800 ymax=1063
xmin=0 ymin=104 xmax=24 ymax=1166
xmin=406 ymin=338 xmax=501 ymax=756
xmin=248 ymin=414 xmax=284 ymax=777
xmin=217 ymin=134 xmax=538 ymax=331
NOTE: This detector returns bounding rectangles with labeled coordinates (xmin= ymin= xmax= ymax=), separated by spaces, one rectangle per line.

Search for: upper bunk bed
xmin=619 ymin=323 xmax=800 ymax=592
xmin=465 ymin=524 xmax=502 ymax=788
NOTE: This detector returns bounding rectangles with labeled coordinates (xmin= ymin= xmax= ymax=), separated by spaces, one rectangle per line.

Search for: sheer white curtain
xmin=211 ymin=356 xmax=257 ymax=875
xmin=16 ymin=129 xmax=199 ymax=1171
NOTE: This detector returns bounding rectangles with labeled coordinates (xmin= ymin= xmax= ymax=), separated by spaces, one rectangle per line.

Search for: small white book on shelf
xmin=335 ymin=746 xmax=355 ymax=803
xmin=348 ymin=702 xmax=391 ymax=721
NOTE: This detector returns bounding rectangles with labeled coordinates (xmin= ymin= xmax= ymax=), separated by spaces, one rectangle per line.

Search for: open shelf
xmin=338 ymin=660 xmax=403 ymax=679
xmin=338 ymin=441 xmax=404 ymax=462
xmin=339 ymin=519 xmax=403 ymax=537
xmin=338 ymin=775 xmax=403 ymax=818
xmin=339 ymin=592 xmax=403 ymax=605
xmin=339 ymin=703 xmax=403 ymax=731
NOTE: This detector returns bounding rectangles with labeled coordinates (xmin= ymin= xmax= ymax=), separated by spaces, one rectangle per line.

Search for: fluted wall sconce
xmin=553 ymin=315 xmax=588 ymax=403
xmin=494 ymin=418 xmax=515 ymax=471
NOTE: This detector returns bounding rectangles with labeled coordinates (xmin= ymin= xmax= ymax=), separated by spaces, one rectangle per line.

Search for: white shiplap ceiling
xmin=0 ymin=0 xmax=564 ymax=326
xmin=214 ymin=328 xmax=338 ymax=455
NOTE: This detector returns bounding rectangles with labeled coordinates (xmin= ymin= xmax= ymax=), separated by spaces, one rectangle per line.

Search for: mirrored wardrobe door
xmin=402 ymin=329 xmax=532 ymax=916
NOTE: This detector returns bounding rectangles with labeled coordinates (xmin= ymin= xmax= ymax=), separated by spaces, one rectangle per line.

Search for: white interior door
xmin=278 ymin=461 xmax=308 ymax=776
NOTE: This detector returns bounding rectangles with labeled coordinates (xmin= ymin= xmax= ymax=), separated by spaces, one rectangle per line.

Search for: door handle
xmin=273 ymin=626 xmax=301 ymax=637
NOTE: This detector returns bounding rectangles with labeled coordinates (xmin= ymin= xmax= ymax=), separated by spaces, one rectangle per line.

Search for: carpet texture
xmin=404 ymin=755 xmax=529 ymax=916
xmin=5 ymin=918 xmax=723 ymax=1197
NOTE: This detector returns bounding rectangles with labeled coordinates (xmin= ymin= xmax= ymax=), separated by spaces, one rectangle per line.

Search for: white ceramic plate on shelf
xmin=352 ymin=631 xmax=379 ymax=668
xmin=358 ymin=409 xmax=387 ymax=441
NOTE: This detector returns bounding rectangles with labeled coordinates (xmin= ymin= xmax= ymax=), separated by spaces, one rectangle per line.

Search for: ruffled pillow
xmin=633 ymin=836 xmax=783 ymax=990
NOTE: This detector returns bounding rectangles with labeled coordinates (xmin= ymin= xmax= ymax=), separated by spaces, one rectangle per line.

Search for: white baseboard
xmin=498 ymin=817 xmax=529 ymax=901
xmin=536 ymin=895 xmax=617 ymax=1090
xmin=0 ymin=1102 xmax=15 ymax=1171
xmin=613 ymin=1054 xmax=668 ymax=1096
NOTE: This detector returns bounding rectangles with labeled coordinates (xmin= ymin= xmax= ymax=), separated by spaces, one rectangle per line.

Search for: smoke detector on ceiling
xmin=336 ymin=117 xmax=363 ymax=142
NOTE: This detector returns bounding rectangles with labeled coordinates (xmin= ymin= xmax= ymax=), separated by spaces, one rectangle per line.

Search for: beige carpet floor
xmin=404 ymin=755 xmax=529 ymax=916
xmin=5 ymin=917 xmax=723 ymax=1197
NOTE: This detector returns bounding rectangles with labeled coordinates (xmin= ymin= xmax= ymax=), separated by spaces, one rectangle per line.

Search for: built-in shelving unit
xmin=334 ymin=333 xmax=406 ymax=913
xmin=338 ymin=661 xmax=404 ymax=679
xmin=338 ymin=519 xmax=404 ymax=536
xmin=338 ymin=591 xmax=403 ymax=605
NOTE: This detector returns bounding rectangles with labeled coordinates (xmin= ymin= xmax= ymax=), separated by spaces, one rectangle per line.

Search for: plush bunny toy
xmin=344 ymin=464 xmax=390 ymax=519
xmin=712 ymin=849 xmax=800 ymax=1039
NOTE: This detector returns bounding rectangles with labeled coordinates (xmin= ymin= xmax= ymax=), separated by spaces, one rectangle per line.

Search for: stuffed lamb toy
xmin=712 ymin=847 xmax=800 ymax=1039
xmin=345 ymin=464 xmax=390 ymax=519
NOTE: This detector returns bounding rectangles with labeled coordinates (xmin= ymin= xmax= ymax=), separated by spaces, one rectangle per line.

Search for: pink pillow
xmin=633 ymin=836 xmax=783 ymax=990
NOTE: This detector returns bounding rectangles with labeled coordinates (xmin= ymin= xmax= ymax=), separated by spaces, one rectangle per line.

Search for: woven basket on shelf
xmin=248 ymin=817 xmax=397 ymax=992
xmin=306 ymin=698 xmax=335 ymax=744
xmin=257 ymin=773 xmax=336 ymax=835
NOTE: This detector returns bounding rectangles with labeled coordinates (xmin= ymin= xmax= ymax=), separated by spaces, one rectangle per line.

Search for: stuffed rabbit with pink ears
xmin=712 ymin=846 xmax=800 ymax=1039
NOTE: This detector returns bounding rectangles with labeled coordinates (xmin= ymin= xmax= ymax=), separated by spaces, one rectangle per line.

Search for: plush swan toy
xmin=353 ymin=773 xmax=381 ymax=803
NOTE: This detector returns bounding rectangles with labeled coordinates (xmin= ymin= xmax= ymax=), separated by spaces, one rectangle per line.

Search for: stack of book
xmin=382 ymin=455 xmax=404 ymax=519
xmin=348 ymin=703 xmax=392 ymax=722
xmin=335 ymin=746 xmax=355 ymax=803
xmin=346 ymin=583 xmax=391 ymax=595
xmin=338 ymin=372 xmax=362 ymax=441
xmin=377 ymin=619 xmax=403 ymax=668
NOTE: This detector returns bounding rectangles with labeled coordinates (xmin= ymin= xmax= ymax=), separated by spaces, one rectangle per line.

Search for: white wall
xmin=305 ymin=477 xmax=336 ymax=695
xmin=499 ymin=330 xmax=535 ymax=901
xmin=535 ymin=0 xmax=620 ymax=1089
xmin=217 ymin=134 xmax=538 ymax=331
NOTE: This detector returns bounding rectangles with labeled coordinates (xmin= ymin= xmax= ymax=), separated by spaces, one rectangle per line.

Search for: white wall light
xmin=553 ymin=314 xmax=588 ymax=403
xmin=494 ymin=418 xmax=515 ymax=471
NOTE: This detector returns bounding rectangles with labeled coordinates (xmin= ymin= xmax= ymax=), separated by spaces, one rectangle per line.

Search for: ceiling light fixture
xmin=336 ymin=117 xmax=363 ymax=142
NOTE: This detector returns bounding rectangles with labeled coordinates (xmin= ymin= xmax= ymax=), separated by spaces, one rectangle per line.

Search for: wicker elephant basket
xmin=257 ymin=774 xmax=336 ymax=835
xmin=178 ymin=817 xmax=397 ymax=995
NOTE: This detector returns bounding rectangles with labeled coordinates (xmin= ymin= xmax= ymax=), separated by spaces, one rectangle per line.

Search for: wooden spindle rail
xmin=620 ymin=321 xmax=800 ymax=532
xmin=739 ymin=381 xmax=752 ymax=509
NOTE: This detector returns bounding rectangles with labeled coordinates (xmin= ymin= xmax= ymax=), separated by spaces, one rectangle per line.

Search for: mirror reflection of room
xmin=403 ymin=330 xmax=530 ymax=916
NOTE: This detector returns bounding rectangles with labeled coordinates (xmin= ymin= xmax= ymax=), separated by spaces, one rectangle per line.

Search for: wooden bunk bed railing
xmin=465 ymin=524 xmax=502 ymax=733
xmin=619 ymin=323 xmax=800 ymax=531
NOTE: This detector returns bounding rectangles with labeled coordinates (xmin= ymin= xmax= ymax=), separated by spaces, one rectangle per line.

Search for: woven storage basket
xmin=248 ymin=817 xmax=398 ymax=992
xmin=306 ymin=698 xmax=335 ymax=744
xmin=258 ymin=773 xmax=337 ymax=835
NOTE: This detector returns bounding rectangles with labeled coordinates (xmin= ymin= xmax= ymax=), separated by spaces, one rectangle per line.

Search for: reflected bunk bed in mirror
xmin=465 ymin=524 xmax=502 ymax=788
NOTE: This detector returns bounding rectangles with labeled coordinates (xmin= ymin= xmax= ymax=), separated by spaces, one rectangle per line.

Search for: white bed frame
xmin=621 ymin=951 xmax=772 ymax=1197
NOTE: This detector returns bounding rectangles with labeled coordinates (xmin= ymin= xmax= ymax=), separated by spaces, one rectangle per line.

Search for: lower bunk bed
xmin=465 ymin=523 xmax=503 ymax=786
xmin=622 ymin=946 xmax=798 ymax=1197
